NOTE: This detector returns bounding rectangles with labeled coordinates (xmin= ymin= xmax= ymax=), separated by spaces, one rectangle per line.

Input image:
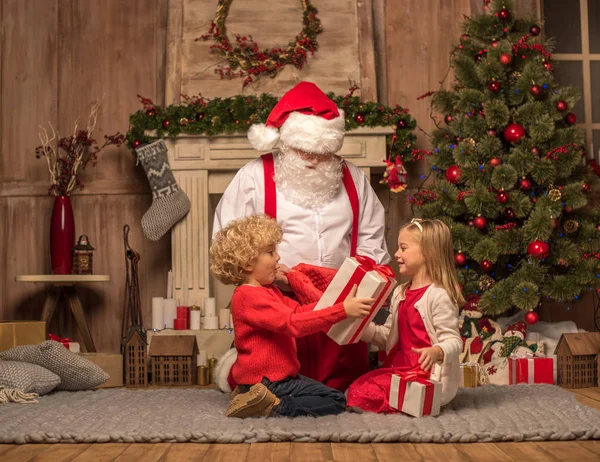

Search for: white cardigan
xmin=361 ymin=283 xmax=462 ymax=406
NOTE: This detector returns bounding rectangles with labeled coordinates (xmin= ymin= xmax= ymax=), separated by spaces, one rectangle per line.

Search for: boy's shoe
xmin=231 ymin=386 xmax=241 ymax=400
xmin=225 ymin=383 xmax=280 ymax=418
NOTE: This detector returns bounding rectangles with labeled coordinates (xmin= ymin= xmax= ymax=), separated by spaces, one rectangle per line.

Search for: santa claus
xmin=212 ymin=81 xmax=391 ymax=392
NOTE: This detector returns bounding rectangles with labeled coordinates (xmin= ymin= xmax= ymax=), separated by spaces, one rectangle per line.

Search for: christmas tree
xmin=412 ymin=0 xmax=600 ymax=322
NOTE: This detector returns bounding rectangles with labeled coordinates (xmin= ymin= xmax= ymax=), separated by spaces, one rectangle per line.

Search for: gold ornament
xmin=558 ymin=258 xmax=569 ymax=266
xmin=211 ymin=116 xmax=220 ymax=126
xmin=179 ymin=117 xmax=189 ymax=126
xmin=548 ymin=188 xmax=562 ymax=201
xmin=465 ymin=138 xmax=476 ymax=146
xmin=563 ymin=220 xmax=579 ymax=234
xmin=479 ymin=275 xmax=496 ymax=291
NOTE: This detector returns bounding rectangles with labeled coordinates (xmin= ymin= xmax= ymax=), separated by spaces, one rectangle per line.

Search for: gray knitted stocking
xmin=135 ymin=140 xmax=190 ymax=241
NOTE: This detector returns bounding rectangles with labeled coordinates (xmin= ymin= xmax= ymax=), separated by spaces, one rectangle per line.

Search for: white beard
xmin=274 ymin=146 xmax=343 ymax=210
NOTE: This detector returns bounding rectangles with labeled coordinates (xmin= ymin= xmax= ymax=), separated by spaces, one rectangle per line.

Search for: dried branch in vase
xmin=35 ymin=98 xmax=126 ymax=196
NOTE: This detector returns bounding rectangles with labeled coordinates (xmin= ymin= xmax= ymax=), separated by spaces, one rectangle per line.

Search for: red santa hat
xmin=247 ymin=81 xmax=346 ymax=155
xmin=505 ymin=321 xmax=527 ymax=339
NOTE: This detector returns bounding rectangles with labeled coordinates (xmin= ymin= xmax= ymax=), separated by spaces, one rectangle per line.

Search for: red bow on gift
xmin=354 ymin=255 xmax=395 ymax=279
xmin=49 ymin=333 xmax=72 ymax=348
xmin=402 ymin=368 xmax=432 ymax=383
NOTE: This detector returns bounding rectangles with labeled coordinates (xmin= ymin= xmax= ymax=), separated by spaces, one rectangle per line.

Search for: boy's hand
xmin=274 ymin=264 xmax=291 ymax=290
xmin=343 ymin=285 xmax=375 ymax=319
xmin=411 ymin=346 xmax=444 ymax=371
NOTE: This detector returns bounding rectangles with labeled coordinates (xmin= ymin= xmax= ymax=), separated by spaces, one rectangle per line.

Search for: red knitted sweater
xmin=231 ymin=284 xmax=347 ymax=384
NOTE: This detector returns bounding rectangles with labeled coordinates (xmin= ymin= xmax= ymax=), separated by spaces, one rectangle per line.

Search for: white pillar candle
xmin=219 ymin=308 xmax=231 ymax=329
xmin=203 ymin=315 xmax=219 ymax=330
xmin=198 ymin=350 xmax=208 ymax=366
xmin=229 ymin=313 xmax=234 ymax=330
xmin=151 ymin=297 xmax=165 ymax=330
xmin=163 ymin=298 xmax=177 ymax=329
xmin=190 ymin=308 xmax=201 ymax=330
xmin=204 ymin=297 xmax=217 ymax=317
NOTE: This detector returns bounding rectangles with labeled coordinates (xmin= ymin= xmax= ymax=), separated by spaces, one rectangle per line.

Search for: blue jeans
xmin=262 ymin=375 xmax=346 ymax=417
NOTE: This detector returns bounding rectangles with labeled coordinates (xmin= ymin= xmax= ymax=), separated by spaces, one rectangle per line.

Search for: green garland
xmin=127 ymin=90 xmax=421 ymax=167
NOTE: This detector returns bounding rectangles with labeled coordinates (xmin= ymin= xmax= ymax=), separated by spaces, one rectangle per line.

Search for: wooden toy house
xmin=149 ymin=335 xmax=198 ymax=386
xmin=123 ymin=328 xmax=148 ymax=387
xmin=554 ymin=332 xmax=600 ymax=388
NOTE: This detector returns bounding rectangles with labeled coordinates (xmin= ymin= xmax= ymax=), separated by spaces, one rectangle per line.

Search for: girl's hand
xmin=411 ymin=346 xmax=444 ymax=371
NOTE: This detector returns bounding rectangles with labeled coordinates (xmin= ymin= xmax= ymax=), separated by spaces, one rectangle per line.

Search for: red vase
xmin=50 ymin=196 xmax=75 ymax=274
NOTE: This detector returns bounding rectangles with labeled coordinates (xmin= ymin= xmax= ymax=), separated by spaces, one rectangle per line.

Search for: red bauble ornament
xmin=497 ymin=190 xmax=509 ymax=203
xmin=498 ymin=8 xmax=510 ymax=20
xmin=583 ymin=182 xmax=590 ymax=192
xmin=468 ymin=220 xmax=474 ymax=227
xmin=445 ymin=165 xmax=462 ymax=184
xmin=397 ymin=119 xmax=407 ymax=129
xmin=461 ymin=34 xmax=470 ymax=42
xmin=527 ymin=240 xmax=549 ymax=259
xmin=355 ymin=113 xmax=365 ymax=124
xmin=146 ymin=109 xmax=157 ymax=117
xmin=488 ymin=80 xmax=501 ymax=93
xmin=488 ymin=129 xmax=497 ymax=137
xmin=473 ymin=216 xmax=487 ymax=229
xmin=491 ymin=40 xmax=499 ymax=48
xmin=132 ymin=139 xmax=142 ymax=148
xmin=543 ymin=60 xmax=553 ymax=71
xmin=552 ymin=218 xmax=559 ymax=229
xmin=565 ymin=112 xmax=577 ymax=125
xmin=504 ymin=123 xmax=526 ymax=143
xmin=196 ymin=112 xmax=205 ymax=121
xmin=162 ymin=119 xmax=170 ymax=129
xmin=556 ymin=100 xmax=568 ymax=112
xmin=525 ymin=311 xmax=539 ymax=325
xmin=455 ymin=253 xmax=467 ymax=266
xmin=531 ymin=146 xmax=541 ymax=156
xmin=444 ymin=114 xmax=454 ymax=124
xmin=530 ymin=25 xmax=541 ymax=36
xmin=530 ymin=84 xmax=542 ymax=97
xmin=490 ymin=157 xmax=501 ymax=167
xmin=520 ymin=178 xmax=532 ymax=191
xmin=564 ymin=206 xmax=573 ymax=214
xmin=481 ymin=259 xmax=493 ymax=272
xmin=499 ymin=53 xmax=513 ymax=66
xmin=504 ymin=207 xmax=516 ymax=220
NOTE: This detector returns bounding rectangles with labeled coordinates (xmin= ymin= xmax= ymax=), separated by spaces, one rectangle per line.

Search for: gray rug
xmin=1 ymin=384 xmax=599 ymax=444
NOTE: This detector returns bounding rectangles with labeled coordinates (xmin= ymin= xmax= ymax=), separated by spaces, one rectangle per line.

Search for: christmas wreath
xmin=198 ymin=0 xmax=322 ymax=88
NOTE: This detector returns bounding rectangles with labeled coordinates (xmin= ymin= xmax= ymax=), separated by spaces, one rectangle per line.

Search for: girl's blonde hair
xmin=402 ymin=218 xmax=465 ymax=308
xmin=210 ymin=214 xmax=282 ymax=286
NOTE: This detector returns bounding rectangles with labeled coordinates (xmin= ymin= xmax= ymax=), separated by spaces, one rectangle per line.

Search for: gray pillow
xmin=0 ymin=360 xmax=61 ymax=395
xmin=0 ymin=341 xmax=109 ymax=391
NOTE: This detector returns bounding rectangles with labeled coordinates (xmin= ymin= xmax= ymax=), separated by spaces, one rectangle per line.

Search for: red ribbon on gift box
xmin=49 ymin=333 xmax=73 ymax=349
xmin=396 ymin=369 xmax=435 ymax=416
xmin=508 ymin=354 xmax=554 ymax=384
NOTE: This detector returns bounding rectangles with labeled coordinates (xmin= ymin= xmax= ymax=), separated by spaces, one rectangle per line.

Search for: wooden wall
xmin=1 ymin=0 xmax=591 ymax=354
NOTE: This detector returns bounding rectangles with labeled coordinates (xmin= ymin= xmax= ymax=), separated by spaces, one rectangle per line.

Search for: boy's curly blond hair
xmin=210 ymin=214 xmax=283 ymax=286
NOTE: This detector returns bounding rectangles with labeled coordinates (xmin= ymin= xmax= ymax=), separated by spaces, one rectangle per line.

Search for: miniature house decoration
xmin=72 ymin=235 xmax=94 ymax=275
xmin=123 ymin=328 xmax=148 ymax=387
xmin=554 ymin=332 xmax=600 ymax=388
xmin=149 ymin=335 xmax=198 ymax=386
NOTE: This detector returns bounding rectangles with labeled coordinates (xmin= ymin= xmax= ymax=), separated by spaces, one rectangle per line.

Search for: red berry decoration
xmin=455 ymin=253 xmax=467 ymax=266
xmin=565 ymin=112 xmax=577 ymax=125
xmin=527 ymin=240 xmax=549 ymax=259
xmin=146 ymin=109 xmax=157 ymax=117
xmin=445 ymin=165 xmax=462 ymax=184
xmin=499 ymin=53 xmax=513 ymax=66
xmin=461 ymin=34 xmax=470 ymax=42
xmin=543 ymin=60 xmax=553 ymax=71
xmin=473 ymin=216 xmax=487 ymax=229
xmin=491 ymin=40 xmax=499 ymax=48
xmin=519 ymin=178 xmax=532 ymax=191
xmin=497 ymin=190 xmax=509 ymax=203
xmin=525 ymin=310 xmax=539 ymax=325
xmin=488 ymin=129 xmax=497 ymax=137
xmin=490 ymin=157 xmax=501 ymax=167
xmin=196 ymin=112 xmax=205 ymax=121
xmin=583 ymin=182 xmax=590 ymax=192
xmin=530 ymin=25 xmax=541 ymax=36
xmin=531 ymin=146 xmax=541 ymax=156
xmin=355 ymin=113 xmax=365 ymax=124
xmin=488 ymin=80 xmax=501 ymax=93
xmin=444 ymin=114 xmax=454 ymax=124
xmin=504 ymin=123 xmax=526 ymax=143
xmin=132 ymin=139 xmax=142 ymax=148
xmin=556 ymin=100 xmax=568 ymax=112
xmin=397 ymin=119 xmax=407 ymax=129
xmin=552 ymin=218 xmax=559 ymax=229
xmin=504 ymin=208 xmax=516 ymax=220
xmin=481 ymin=259 xmax=493 ymax=272
xmin=530 ymin=84 xmax=542 ymax=97
xmin=498 ymin=8 xmax=510 ymax=20
xmin=162 ymin=119 xmax=170 ymax=129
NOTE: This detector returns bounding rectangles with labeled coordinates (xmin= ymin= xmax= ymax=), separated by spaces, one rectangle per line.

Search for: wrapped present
xmin=314 ymin=256 xmax=396 ymax=345
xmin=48 ymin=334 xmax=80 ymax=353
xmin=0 ymin=321 xmax=46 ymax=352
xmin=459 ymin=363 xmax=479 ymax=387
xmin=508 ymin=353 xmax=556 ymax=385
xmin=389 ymin=370 xmax=442 ymax=417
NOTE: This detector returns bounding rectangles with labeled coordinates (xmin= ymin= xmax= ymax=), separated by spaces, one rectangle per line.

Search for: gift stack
xmin=314 ymin=256 xmax=397 ymax=345
xmin=389 ymin=370 xmax=442 ymax=417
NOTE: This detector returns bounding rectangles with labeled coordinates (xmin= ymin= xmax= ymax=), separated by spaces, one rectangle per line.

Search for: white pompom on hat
xmin=247 ymin=81 xmax=346 ymax=155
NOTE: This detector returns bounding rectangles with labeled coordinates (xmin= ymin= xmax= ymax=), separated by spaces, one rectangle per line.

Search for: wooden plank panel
xmin=2 ymin=444 xmax=53 ymax=462
xmin=371 ymin=443 xmax=422 ymax=461
xmin=246 ymin=442 xmax=291 ymax=462
xmin=72 ymin=443 xmax=129 ymax=462
xmin=495 ymin=442 xmax=560 ymax=461
xmin=30 ymin=444 xmax=91 ymax=461
xmin=289 ymin=442 xmax=333 ymax=462
xmin=201 ymin=443 xmax=250 ymax=461
xmin=115 ymin=443 xmax=170 ymax=461
xmin=357 ymin=0 xmax=377 ymax=101
xmin=160 ymin=443 xmax=210 ymax=461
xmin=470 ymin=0 xmax=541 ymax=19
xmin=535 ymin=441 xmax=598 ymax=460
xmin=331 ymin=443 xmax=377 ymax=462
xmin=455 ymin=443 xmax=513 ymax=461
xmin=414 ymin=443 xmax=468 ymax=461
xmin=0 ymin=0 xmax=58 ymax=184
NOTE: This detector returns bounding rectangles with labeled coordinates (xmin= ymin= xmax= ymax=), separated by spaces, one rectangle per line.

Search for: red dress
xmin=346 ymin=285 xmax=431 ymax=413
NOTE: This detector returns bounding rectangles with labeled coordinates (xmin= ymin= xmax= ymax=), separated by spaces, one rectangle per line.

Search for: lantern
xmin=72 ymin=235 xmax=94 ymax=274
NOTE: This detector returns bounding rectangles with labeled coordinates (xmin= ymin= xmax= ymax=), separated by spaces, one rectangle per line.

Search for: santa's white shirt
xmin=212 ymin=155 xmax=391 ymax=268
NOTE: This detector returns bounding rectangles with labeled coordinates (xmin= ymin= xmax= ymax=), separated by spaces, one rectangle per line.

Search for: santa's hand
xmin=343 ymin=285 xmax=375 ymax=319
xmin=412 ymin=346 xmax=444 ymax=372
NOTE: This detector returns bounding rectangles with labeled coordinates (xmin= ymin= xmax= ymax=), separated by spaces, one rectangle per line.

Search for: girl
xmin=347 ymin=218 xmax=464 ymax=413
xmin=210 ymin=214 xmax=374 ymax=418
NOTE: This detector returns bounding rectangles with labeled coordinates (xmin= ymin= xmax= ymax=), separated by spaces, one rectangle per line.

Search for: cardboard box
xmin=459 ymin=363 xmax=479 ymax=388
xmin=0 ymin=321 xmax=46 ymax=352
xmin=80 ymin=353 xmax=123 ymax=388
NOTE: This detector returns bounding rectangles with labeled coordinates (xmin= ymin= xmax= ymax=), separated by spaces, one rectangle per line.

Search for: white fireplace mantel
xmin=164 ymin=126 xmax=394 ymax=309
